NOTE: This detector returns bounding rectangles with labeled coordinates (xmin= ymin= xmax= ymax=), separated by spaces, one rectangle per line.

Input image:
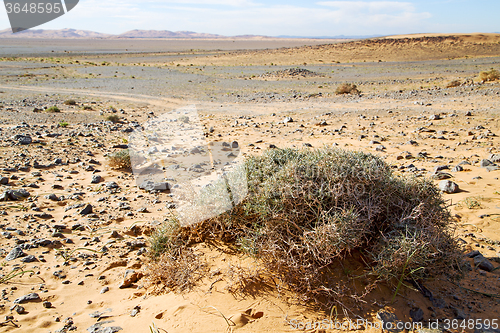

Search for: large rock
xmin=0 ymin=189 xmax=30 ymax=201
xmin=439 ymin=180 xmax=459 ymax=194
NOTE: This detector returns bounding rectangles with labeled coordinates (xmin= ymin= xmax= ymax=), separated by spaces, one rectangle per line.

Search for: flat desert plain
xmin=0 ymin=34 xmax=499 ymax=333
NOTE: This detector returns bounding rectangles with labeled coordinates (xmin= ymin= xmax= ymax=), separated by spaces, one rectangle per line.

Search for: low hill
xmin=0 ymin=28 xmax=111 ymax=38
xmin=187 ymin=33 xmax=500 ymax=66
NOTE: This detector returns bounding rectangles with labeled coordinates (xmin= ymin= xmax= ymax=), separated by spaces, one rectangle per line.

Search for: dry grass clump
xmin=148 ymin=147 xmax=462 ymax=305
xmin=479 ymin=69 xmax=500 ymax=82
xmin=105 ymin=114 xmax=121 ymax=123
xmin=147 ymin=247 xmax=208 ymax=293
xmin=335 ymin=83 xmax=360 ymax=95
xmin=446 ymin=80 xmax=462 ymax=88
xmin=107 ymin=149 xmax=131 ymax=169
xmin=63 ymin=99 xmax=77 ymax=106
xmin=147 ymin=220 xmax=208 ymax=293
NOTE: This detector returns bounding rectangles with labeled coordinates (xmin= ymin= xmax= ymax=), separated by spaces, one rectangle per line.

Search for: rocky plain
xmin=0 ymin=33 xmax=499 ymax=332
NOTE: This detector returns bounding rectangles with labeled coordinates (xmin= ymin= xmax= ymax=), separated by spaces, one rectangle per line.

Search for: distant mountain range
xmin=0 ymin=28 xmax=352 ymax=39
xmin=0 ymin=28 xmax=112 ymax=38
xmin=117 ymin=29 xmax=223 ymax=38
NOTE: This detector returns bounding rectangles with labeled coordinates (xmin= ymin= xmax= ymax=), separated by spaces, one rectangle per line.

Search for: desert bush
xmin=107 ymin=149 xmax=131 ymax=169
xmin=446 ymin=80 xmax=462 ymax=88
xmin=58 ymin=121 xmax=69 ymax=128
xmin=63 ymin=99 xmax=77 ymax=106
xmin=335 ymin=83 xmax=360 ymax=95
xmin=82 ymin=105 xmax=93 ymax=110
xmin=147 ymin=219 xmax=209 ymax=293
xmin=46 ymin=106 xmax=60 ymax=113
xmin=458 ymin=196 xmax=483 ymax=209
xmin=105 ymin=114 xmax=120 ymax=123
xmin=148 ymin=147 xmax=462 ymax=305
xmin=479 ymin=69 xmax=500 ymax=82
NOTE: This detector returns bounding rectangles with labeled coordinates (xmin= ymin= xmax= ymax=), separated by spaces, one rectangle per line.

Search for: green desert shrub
xmin=46 ymin=106 xmax=60 ymax=113
xmin=479 ymin=69 xmax=500 ymax=82
xmin=335 ymin=83 xmax=360 ymax=95
xmin=107 ymin=149 xmax=131 ymax=169
xmin=149 ymin=147 xmax=462 ymax=304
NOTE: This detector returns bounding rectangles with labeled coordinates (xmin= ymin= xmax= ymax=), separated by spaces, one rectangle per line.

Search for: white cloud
xmin=0 ymin=0 xmax=433 ymax=36
xmin=317 ymin=1 xmax=416 ymax=13
xmin=147 ymin=0 xmax=259 ymax=6
xmin=315 ymin=1 xmax=432 ymax=31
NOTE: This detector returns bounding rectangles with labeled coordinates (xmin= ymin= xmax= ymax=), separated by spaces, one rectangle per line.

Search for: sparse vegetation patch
xmin=63 ymin=99 xmax=77 ymax=106
xmin=105 ymin=114 xmax=121 ymax=123
xmin=46 ymin=106 xmax=60 ymax=113
xmin=479 ymin=69 xmax=500 ymax=82
xmin=147 ymin=147 xmax=462 ymax=306
xmin=107 ymin=149 xmax=131 ymax=169
xmin=335 ymin=83 xmax=361 ymax=95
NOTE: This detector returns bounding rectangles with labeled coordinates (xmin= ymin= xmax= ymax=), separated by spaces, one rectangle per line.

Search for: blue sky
xmin=1 ymin=0 xmax=499 ymax=36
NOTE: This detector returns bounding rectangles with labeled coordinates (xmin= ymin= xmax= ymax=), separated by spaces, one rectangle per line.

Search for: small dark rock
xmin=13 ymin=134 xmax=32 ymax=145
xmin=105 ymin=181 xmax=119 ymax=189
xmin=79 ymin=204 xmax=93 ymax=215
xmin=91 ymin=175 xmax=102 ymax=184
xmin=14 ymin=293 xmax=40 ymax=304
xmin=465 ymin=250 xmax=481 ymax=258
xmin=20 ymin=255 xmax=37 ymax=263
xmin=138 ymin=181 xmax=169 ymax=191
xmin=53 ymin=270 xmax=66 ymax=279
xmin=45 ymin=193 xmax=58 ymax=201
xmin=480 ymin=159 xmax=495 ymax=168
xmin=473 ymin=254 xmax=494 ymax=272
xmin=5 ymin=246 xmax=25 ymax=261
xmin=410 ymin=308 xmax=424 ymax=322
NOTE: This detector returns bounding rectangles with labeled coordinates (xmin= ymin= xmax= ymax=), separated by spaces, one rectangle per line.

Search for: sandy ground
xmin=0 ymin=33 xmax=499 ymax=333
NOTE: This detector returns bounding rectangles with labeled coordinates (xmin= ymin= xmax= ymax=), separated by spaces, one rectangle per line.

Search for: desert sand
xmin=0 ymin=33 xmax=499 ymax=333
